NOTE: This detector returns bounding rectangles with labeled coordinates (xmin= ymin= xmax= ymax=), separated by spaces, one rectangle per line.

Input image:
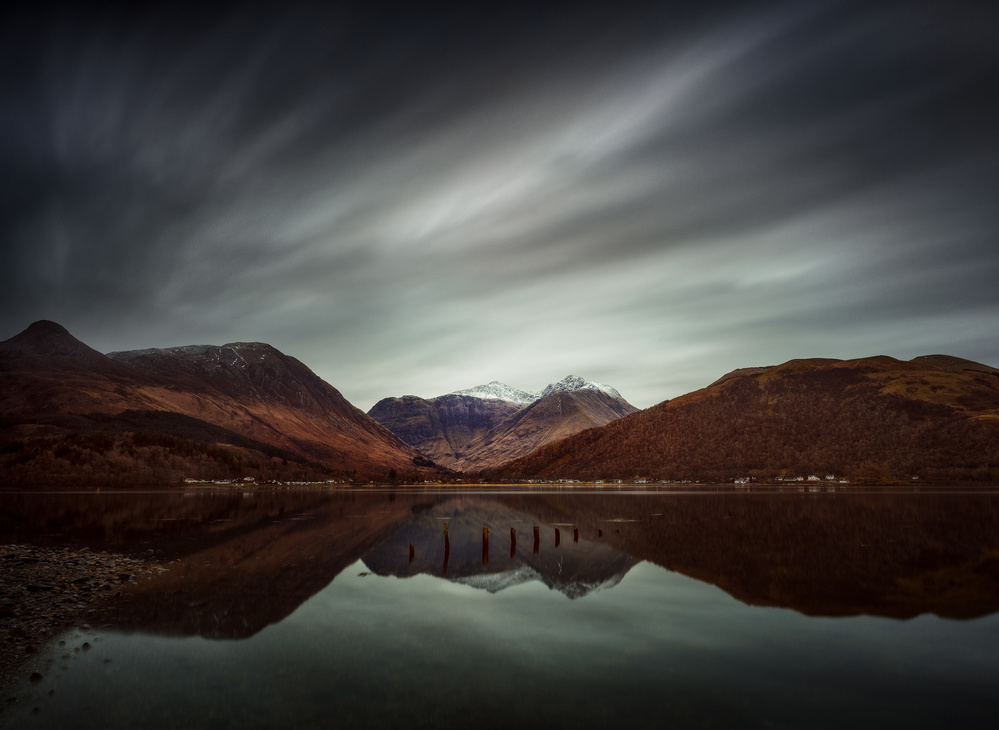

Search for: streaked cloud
xmin=2 ymin=0 xmax=997 ymax=409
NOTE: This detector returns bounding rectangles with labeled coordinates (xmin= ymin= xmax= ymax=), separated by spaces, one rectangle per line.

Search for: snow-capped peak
xmin=540 ymin=375 xmax=623 ymax=401
xmin=450 ymin=381 xmax=537 ymax=405
xmin=450 ymin=375 xmax=625 ymax=405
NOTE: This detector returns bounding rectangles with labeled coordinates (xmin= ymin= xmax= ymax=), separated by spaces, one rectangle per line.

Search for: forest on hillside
xmin=0 ymin=411 xmax=354 ymax=486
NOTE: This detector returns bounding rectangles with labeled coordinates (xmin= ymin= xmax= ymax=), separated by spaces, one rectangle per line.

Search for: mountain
xmin=492 ymin=355 xmax=999 ymax=483
xmin=367 ymin=393 xmax=522 ymax=466
xmin=0 ymin=319 xmax=120 ymax=371
xmin=0 ymin=321 xmax=429 ymax=485
xmin=450 ymin=388 xmax=639 ymax=471
xmin=106 ymin=342 xmax=425 ymax=472
xmin=449 ymin=375 xmax=625 ymax=404
xmin=368 ymin=375 xmax=638 ymax=471
xmin=450 ymin=380 xmax=537 ymax=405
xmin=539 ymin=374 xmax=625 ymax=401
xmin=0 ymin=320 xmax=149 ymax=415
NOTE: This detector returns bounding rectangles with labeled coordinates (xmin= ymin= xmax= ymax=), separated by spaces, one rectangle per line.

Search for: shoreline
xmin=3 ymin=481 xmax=999 ymax=495
xmin=0 ymin=544 xmax=161 ymax=707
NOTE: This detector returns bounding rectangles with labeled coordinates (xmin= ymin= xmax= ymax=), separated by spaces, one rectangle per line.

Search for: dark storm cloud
xmin=2 ymin=0 xmax=998 ymax=408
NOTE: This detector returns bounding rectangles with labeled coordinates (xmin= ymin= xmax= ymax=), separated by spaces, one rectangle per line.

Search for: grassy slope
xmin=493 ymin=356 xmax=999 ymax=483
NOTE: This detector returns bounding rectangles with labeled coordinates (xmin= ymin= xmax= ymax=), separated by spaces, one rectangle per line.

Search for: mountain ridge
xmin=5 ymin=319 xmax=998 ymax=485
xmin=0 ymin=321 xmax=433 ymax=485
xmin=369 ymin=374 xmax=638 ymax=470
xmin=449 ymin=388 xmax=639 ymax=471
xmin=449 ymin=381 xmax=537 ymax=405
xmin=448 ymin=374 xmax=625 ymax=405
xmin=492 ymin=354 xmax=999 ymax=483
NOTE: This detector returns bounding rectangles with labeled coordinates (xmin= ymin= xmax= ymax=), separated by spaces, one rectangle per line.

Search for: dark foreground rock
xmin=0 ymin=544 xmax=161 ymax=700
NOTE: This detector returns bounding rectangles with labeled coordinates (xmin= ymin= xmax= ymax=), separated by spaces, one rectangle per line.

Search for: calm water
xmin=3 ymin=488 xmax=999 ymax=729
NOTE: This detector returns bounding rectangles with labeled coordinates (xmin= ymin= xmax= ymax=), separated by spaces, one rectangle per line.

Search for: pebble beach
xmin=0 ymin=544 xmax=160 ymax=708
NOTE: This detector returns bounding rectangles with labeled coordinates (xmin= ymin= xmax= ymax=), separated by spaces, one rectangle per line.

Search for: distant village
xmin=181 ymin=473 xmax=898 ymax=489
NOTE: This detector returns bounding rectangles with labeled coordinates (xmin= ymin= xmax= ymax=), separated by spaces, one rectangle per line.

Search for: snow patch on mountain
xmin=109 ymin=345 xmax=217 ymax=361
xmin=450 ymin=375 xmax=625 ymax=405
xmin=540 ymin=375 xmax=623 ymax=401
xmin=110 ymin=343 xmax=273 ymax=360
xmin=450 ymin=381 xmax=538 ymax=405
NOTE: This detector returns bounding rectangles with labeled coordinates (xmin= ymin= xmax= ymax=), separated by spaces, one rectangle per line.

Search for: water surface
xmin=3 ymin=488 xmax=998 ymax=728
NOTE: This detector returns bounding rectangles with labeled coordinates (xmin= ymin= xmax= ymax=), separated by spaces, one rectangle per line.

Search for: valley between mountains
xmin=2 ymin=320 xmax=999 ymax=486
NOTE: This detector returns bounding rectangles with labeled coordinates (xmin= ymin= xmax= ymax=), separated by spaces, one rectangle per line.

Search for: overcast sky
xmin=2 ymin=0 xmax=998 ymax=410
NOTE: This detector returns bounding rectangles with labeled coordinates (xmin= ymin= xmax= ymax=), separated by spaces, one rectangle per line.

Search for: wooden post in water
xmin=598 ymin=528 xmax=603 ymax=538
xmin=409 ymin=543 xmax=415 ymax=563
xmin=442 ymin=521 xmax=450 ymax=577
xmin=573 ymin=528 xmax=579 ymax=543
xmin=533 ymin=525 xmax=540 ymax=554
xmin=510 ymin=527 xmax=516 ymax=558
xmin=482 ymin=526 xmax=490 ymax=565
xmin=554 ymin=528 xmax=561 ymax=548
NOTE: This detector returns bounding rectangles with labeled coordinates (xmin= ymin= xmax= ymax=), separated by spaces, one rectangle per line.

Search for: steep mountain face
xmin=0 ymin=320 xmax=147 ymax=415
xmin=539 ymin=374 xmax=625 ymax=401
xmin=451 ymin=388 xmax=639 ymax=471
xmin=0 ymin=321 xmax=426 ymax=483
xmin=0 ymin=320 xmax=117 ymax=371
xmin=369 ymin=376 xmax=638 ymax=471
xmin=106 ymin=342 xmax=421 ymax=472
xmin=493 ymin=355 xmax=999 ymax=483
xmin=367 ymin=393 xmax=522 ymax=465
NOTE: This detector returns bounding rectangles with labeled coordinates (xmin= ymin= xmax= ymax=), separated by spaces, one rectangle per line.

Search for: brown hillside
xmin=453 ymin=389 xmax=639 ymax=471
xmin=107 ymin=343 xmax=421 ymax=473
xmin=493 ymin=355 xmax=999 ymax=483
xmin=0 ymin=322 xmax=428 ymax=483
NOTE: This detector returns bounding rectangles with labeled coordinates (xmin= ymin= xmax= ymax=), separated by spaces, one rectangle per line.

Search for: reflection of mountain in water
xmin=38 ymin=491 xmax=427 ymax=640
xmin=454 ymin=565 xmax=626 ymax=599
xmin=6 ymin=490 xmax=999 ymax=641
xmin=499 ymin=491 xmax=999 ymax=620
xmin=361 ymin=499 xmax=637 ymax=599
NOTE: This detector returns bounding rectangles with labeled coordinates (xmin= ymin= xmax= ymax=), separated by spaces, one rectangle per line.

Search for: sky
xmin=2 ymin=0 xmax=998 ymax=410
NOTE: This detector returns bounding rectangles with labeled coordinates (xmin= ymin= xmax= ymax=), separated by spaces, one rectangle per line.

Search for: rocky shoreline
xmin=0 ymin=544 xmax=161 ymax=707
